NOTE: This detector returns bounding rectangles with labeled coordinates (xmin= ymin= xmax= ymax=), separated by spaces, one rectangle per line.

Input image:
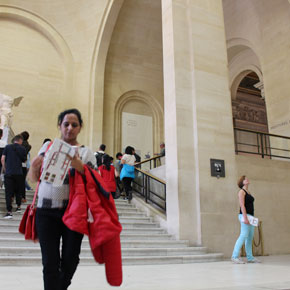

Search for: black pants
xmin=21 ymin=167 xmax=27 ymax=199
xmin=122 ymin=177 xmax=133 ymax=199
xmin=115 ymin=176 xmax=123 ymax=196
xmin=36 ymin=208 xmax=83 ymax=290
xmin=4 ymin=174 xmax=22 ymax=212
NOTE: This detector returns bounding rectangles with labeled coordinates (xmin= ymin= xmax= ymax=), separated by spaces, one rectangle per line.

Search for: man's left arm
xmin=1 ymin=155 xmax=6 ymax=173
xmin=16 ymin=146 xmax=27 ymax=162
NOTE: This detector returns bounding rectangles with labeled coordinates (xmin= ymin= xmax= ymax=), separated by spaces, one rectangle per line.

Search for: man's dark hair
xmin=125 ymin=146 xmax=135 ymax=155
xmin=20 ymin=131 xmax=29 ymax=141
xmin=116 ymin=152 xmax=122 ymax=159
xmin=12 ymin=134 xmax=23 ymax=143
xmin=43 ymin=138 xmax=52 ymax=144
xmin=102 ymin=154 xmax=112 ymax=171
xmin=99 ymin=144 xmax=106 ymax=151
xmin=57 ymin=108 xmax=83 ymax=127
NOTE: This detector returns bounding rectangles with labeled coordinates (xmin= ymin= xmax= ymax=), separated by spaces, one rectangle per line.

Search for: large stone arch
xmin=88 ymin=0 xmax=124 ymax=148
xmin=227 ymin=38 xmax=263 ymax=99
xmin=230 ymin=66 xmax=262 ymax=100
xmin=114 ymin=90 xmax=164 ymax=154
xmin=0 ymin=5 xmax=74 ymax=99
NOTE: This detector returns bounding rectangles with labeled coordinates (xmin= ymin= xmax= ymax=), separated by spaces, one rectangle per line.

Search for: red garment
xmin=62 ymin=166 xmax=122 ymax=286
xmin=98 ymin=165 xmax=117 ymax=193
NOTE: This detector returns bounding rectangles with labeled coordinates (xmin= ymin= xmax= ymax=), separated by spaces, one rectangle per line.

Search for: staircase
xmin=0 ymin=189 xmax=223 ymax=265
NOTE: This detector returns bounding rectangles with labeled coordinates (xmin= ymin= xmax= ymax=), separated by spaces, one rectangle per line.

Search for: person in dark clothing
xmin=1 ymin=134 xmax=27 ymax=218
xmin=120 ymin=146 xmax=136 ymax=202
xmin=0 ymin=129 xmax=6 ymax=173
xmin=134 ymin=152 xmax=141 ymax=169
xmin=114 ymin=152 xmax=123 ymax=196
xmin=20 ymin=131 xmax=32 ymax=202
xmin=98 ymin=154 xmax=117 ymax=199
xmin=42 ymin=138 xmax=52 ymax=144
xmin=94 ymin=144 xmax=106 ymax=167
xmin=0 ymin=129 xmax=6 ymax=188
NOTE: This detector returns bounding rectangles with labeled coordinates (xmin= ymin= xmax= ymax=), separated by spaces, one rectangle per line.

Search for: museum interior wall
xmin=0 ymin=0 xmax=290 ymax=257
xmin=103 ymin=0 xmax=164 ymax=157
xmin=202 ymin=0 xmax=290 ymax=256
xmin=0 ymin=0 xmax=120 ymax=157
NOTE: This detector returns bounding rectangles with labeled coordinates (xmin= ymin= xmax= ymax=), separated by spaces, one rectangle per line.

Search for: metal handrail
xmin=234 ymin=127 xmax=290 ymax=159
xmin=135 ymin=155 xmax=162 ymax=165
xmin=135 ymin=168 xmax=166 ymax=184
xmin=234 ymin=127 xmax=290 ymax=140
xmin=132 ymin=165 xmax=166 ymax=212
xmin=135 ymin=155 xmax=163 ymax=170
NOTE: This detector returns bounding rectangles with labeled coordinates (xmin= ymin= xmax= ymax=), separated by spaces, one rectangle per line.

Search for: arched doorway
xmin=232 ymin=71 xmax=269 ymax=156
xmin=232 ymin=71 xmax=268 ymax=132
xmin=121 ymin=99 xmax=153 ymax=159
xmin=114 ymin=90 xmax=163 ymax=158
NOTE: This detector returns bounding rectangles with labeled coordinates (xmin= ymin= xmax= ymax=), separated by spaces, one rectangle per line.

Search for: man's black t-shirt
xmin=3 ymin=143 xmax=26 ymax=175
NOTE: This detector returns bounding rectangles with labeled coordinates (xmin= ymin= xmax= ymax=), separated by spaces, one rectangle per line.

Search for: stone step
xmin=0 ymin=224 xmax=165 ymax=234
xmin=115 ymin=208 xmax=141 ymax=213
xmin=0 ymin=253 xmax=223 ymax=266
xmin=0 ymin=230 xmax=173 ymax=240
xmin=0 ymin=197 xmax=137 ymax=208
xmin=0 ymin=213 xmax=152 ymax=224
xmin=0 ymin=237 xmax=189 ymax=248
xmin=0 ymin=219 xmax=161 ymax=229
xmin=0 ymin=207 xmax=147 ymax=218
xmin=117 ymin=212 xmax=146 ymax=218
xmin=0 ymin=189 xmax=224 ymax=265
xmin=0 ymin=246 xmax=208 ymax=257
xmin=0 ymin=199 xmax=131 ymax=206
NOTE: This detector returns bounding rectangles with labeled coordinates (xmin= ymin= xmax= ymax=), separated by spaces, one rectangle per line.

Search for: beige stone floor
xmin=1 ymin=255 xmax=290 ymax=290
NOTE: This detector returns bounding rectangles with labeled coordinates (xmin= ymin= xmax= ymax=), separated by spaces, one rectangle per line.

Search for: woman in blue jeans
xmin=231 ymin=175 xmax=261 ymax=264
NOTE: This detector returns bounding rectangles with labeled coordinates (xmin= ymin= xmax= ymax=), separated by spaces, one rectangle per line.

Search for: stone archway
xmin=88 ymin=0 xmax=124 ymax=148
xmin=227 ymin=38 xmax=268 ymax=131
xmin=232 ymin=71 xmax=268 ymax=132
xmin=0 ymin=5 xmax=74 ymax=153
xmin=114 ymin=90 xmax=163 ymax=155
xmin=0 ymin=5 xmax=74 ymax=97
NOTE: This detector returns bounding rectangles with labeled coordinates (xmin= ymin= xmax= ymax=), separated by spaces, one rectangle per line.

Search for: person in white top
xmin=28 ymin=108 xmax=96 ymax=290
xmin=0 ymin=129 xmax=7 ymax=176
xmin=120 ymin=146 xmax=136 ymax=202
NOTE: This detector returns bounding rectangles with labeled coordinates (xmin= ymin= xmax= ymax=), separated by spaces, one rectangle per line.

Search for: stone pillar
xmin=162 ymin=0 xmax=235 ymax=247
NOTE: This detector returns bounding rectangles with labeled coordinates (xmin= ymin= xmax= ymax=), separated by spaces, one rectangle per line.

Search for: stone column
xmin=162 ymin=0 xmax=235 ymax=247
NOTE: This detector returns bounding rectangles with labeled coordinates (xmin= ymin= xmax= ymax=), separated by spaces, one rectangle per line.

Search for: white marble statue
xmin=0 ymin=93 xmax=23 ymax=129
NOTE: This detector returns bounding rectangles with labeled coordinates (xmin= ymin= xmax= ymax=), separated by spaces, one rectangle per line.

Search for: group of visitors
xmin=25 ymin=108 xmax=124 ymax=289
xmin=0 ymin=107 xmax=260 ymax=290
xmin=94 ymin=143 xmax=138 ymax=202
xmin=0 ymin=129 xmax=32 ymax=219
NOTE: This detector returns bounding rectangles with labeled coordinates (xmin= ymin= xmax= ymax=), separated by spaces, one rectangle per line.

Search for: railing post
xmin=260 ymin=133 xmax=264 ymax=158
xmin=256 ymin=133 xmax=260 ymax=155
xmin=142 ymin=173 xmax=145 ymax=197
xmin=145 ymin=175 xmax=148 ymax=203
xmin=164 ymin=183 xmax=166 ymax=212
xmin=234 ymin=128 xmax=238 ymax=154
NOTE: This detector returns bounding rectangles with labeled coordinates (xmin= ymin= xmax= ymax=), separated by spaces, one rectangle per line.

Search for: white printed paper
xmin=40 ymin=138 xmax=76 ymax=186
xmin=241 ymin=215 xmax=259 ymax=227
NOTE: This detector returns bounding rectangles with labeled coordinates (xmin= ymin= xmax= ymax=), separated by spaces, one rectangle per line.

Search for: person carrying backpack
xmin=98 ymin=154 xmax=118 ymax=199
xmin=94 ymin=144 xmax=106 ymax=167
